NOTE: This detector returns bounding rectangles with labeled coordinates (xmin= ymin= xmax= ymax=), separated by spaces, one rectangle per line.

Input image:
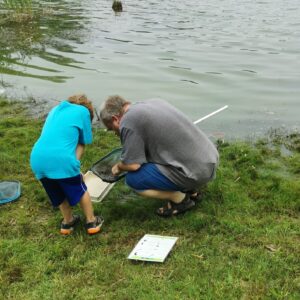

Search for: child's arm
xmin=76 ymin=144 xmax=85 ymax=160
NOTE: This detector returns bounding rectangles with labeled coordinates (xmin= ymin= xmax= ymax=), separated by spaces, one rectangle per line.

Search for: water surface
xmin=0 ymin=0 xmax=299 ymax=138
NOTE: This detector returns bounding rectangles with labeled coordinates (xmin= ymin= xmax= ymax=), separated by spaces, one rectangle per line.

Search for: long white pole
xmin=193 ymin=105 xmax=228 ymax=124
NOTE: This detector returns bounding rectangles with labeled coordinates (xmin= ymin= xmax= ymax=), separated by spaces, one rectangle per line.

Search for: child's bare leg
xmin=59 ymin=200 xmax=73 ymax=223
xmin=79 ymin=191 xmax=95 ymax=223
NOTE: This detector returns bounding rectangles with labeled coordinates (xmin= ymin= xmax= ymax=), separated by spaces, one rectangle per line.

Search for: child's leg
xmin=59 ymin=200 xmax=74 ymax=224
xmin=79 ymin=191 xmax=103 ymax=235
xmin=40 ymin=178 xmax=73 ymax=223
xmin=79 ymin=191 xmax=95 ymax=223
xmin=54 ymin=175 xmax=103 ymax=234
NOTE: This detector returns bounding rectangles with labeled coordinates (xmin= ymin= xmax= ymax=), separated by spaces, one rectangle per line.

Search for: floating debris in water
xmin=112 ymin=0 xmax=123 ymax=12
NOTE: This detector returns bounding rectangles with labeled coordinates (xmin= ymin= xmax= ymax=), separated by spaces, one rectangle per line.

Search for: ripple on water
xmin=0 ymin=0 xmax=299 ymax=137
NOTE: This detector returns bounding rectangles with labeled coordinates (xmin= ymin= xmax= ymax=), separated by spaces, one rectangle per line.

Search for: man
xmin=100 ymin=96 xmax=219 ymax=217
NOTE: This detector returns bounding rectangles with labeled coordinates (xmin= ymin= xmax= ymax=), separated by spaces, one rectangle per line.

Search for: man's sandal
xmin=189 ymin=192 xmax=202 ymax=202
xmin=156 ymin=196 xmax=195 ymax=217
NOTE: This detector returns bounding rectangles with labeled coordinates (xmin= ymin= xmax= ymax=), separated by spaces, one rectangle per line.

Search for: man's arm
xmin=112 ymin=162 xmax=141 ymax=175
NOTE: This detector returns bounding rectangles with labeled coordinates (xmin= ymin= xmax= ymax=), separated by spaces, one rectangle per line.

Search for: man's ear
xmin=112 ymin=114 xmax=122 ymax=123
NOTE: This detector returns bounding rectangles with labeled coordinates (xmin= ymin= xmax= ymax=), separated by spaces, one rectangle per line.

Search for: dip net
xmin=90 ymin=148 xmax=126 ymax=183
xmin=0 ymin=181 xmax=21 ymax=205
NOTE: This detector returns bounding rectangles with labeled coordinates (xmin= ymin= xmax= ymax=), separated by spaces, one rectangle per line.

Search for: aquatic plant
xmin=112 ymin=0 xmax=122 ymax=12
xmin=3 ymin=0 xmax=32 ymax=11
xmin=0 ymin=1 xmax=88 ymax=82
xmin=1 ymin=0 xmax=33 ymax=22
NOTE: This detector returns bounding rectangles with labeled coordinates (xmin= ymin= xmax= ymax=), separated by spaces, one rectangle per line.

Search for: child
xmin=30 ymin=94 xmax=103 ymax=235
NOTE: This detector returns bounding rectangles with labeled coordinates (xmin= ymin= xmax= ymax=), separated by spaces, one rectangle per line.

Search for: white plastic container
xmin=83 ymin=171 xmax=115 ymax=202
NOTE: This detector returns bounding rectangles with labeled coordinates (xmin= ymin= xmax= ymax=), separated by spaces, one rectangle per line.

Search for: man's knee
xmin=125 ymin=172 xmax=141 ymax=190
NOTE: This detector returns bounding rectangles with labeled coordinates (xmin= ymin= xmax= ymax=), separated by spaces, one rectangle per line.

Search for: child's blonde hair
xmin=68 ymin=94 xmax=94 ymax=121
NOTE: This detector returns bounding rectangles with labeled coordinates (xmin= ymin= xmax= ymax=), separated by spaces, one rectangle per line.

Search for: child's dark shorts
xmin=40 ymin=174 xmax=87 ymax=207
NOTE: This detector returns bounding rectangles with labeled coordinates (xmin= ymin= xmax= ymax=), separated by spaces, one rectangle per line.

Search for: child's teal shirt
xmin=30 ymin=101 xmax=92 ymax=180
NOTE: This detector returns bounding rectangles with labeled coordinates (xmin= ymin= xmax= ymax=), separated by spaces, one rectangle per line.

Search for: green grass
xmin=0 ymin=98 xmax=299 ymax=299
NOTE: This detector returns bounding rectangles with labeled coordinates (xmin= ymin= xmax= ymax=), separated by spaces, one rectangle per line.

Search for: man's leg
xmin=137 ymin=189 xmax=195 ymax=216
xmin=126 ymin=163 xmax=186 ymax=203
xmin=126 ymin=163 xmax=183 ymax=196
xmin=137 ymin=189 xmax=185 ymax=203
xmin=125 ymin=163 xmax=196 ymax=216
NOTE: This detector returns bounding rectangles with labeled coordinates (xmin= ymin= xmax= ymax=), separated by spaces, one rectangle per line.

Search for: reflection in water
xmin=0 ymin=0 xmax=299 ymax=137
xmin=0 ymin=0 xmax=88 ymax=83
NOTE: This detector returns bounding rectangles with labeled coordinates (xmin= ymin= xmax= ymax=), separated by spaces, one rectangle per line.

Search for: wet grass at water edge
xmin=0 ymin=98 xmax=299 ymax=299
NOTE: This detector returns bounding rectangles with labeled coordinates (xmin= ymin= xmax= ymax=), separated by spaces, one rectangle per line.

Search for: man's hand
xmin=111 ymin=162 xmax=141 ymax=175
xmin=112 ymin=163 xmax=121 ymax=176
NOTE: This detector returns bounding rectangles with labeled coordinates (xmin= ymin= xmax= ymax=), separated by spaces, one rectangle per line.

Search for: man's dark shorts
xmin=125 ymin=163 xmax=181 ymax=191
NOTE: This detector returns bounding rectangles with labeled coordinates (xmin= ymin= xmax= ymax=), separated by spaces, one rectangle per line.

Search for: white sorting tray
xmin=83 ymin=171 xmax=115 ymax=202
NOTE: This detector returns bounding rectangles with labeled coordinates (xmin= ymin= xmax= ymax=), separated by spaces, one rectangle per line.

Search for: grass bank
xmin=0 ymin=98 xmax=299 ymax=299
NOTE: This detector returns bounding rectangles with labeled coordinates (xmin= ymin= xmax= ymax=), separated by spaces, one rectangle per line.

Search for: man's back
xmin=120 ymin=99 xmax=219 ymax=190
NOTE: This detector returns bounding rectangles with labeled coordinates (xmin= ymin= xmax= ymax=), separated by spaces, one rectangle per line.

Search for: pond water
xmin=0 ymin=0 xmax=299 ymax=139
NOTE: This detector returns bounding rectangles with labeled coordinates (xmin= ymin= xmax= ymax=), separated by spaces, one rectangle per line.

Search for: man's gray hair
xmin=100 ymin=95 xmax=130 ymax=126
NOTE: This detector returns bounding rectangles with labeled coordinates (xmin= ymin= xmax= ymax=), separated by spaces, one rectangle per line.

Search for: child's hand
xmin=76 ymin=144 xmax=85 ymax=159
